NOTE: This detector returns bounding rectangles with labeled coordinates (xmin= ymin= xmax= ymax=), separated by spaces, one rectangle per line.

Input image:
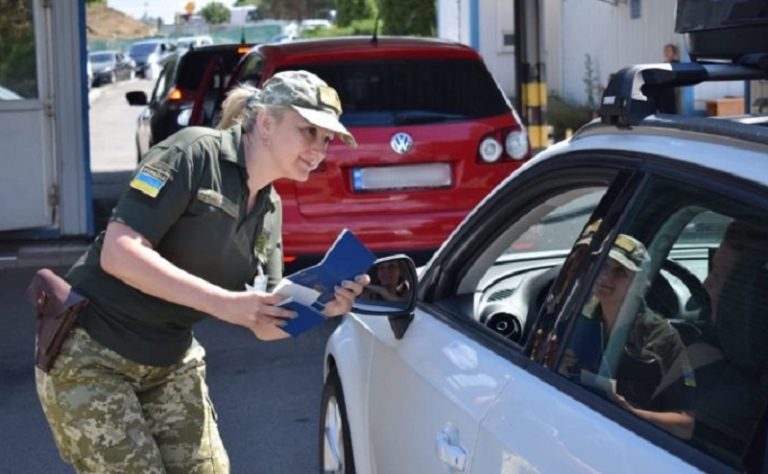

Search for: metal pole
xmin=515 ymin=0 xmax=548 ymax=151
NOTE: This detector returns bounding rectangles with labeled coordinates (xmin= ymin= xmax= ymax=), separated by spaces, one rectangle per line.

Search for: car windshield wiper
xmin=393 ymin=111 xmax=466 ymax=125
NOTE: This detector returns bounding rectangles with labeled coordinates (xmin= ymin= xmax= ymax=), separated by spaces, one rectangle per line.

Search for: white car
xmin=322 ymin=11 xmax=768 ymax=474
xmin=175 ymin=35 xmax=214 ymax=51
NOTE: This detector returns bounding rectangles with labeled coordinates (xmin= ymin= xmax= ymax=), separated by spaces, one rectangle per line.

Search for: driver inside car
xmin=560 ymin=234 xmax=696 ymax=440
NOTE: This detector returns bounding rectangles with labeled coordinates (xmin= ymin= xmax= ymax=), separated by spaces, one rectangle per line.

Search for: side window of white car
xmin=473 ymin=188 xmax=607 ymax=345
xmin=558 ymin=176 xmax=768 ymax=471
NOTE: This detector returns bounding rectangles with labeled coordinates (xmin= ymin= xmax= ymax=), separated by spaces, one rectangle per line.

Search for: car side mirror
xmin=352 ymin=254 xmax=418 ymax=320
xmin=125 ymin=91 xmax=148 ymax=106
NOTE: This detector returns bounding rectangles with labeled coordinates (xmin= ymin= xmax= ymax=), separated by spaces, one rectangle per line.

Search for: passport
xmin=275 ymin=229 xmax=376 ymax=337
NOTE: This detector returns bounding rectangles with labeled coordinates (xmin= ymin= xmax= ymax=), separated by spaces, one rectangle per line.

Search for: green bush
xmin=548 ymin=94 xmax=595 ymax=142
xmin=336 ymin=0 xmax=376 ymax=27
xmin=301 ymin=18 xmax=379 ymax=38
xmin=380 ymin=0 xmax=435 ymax=36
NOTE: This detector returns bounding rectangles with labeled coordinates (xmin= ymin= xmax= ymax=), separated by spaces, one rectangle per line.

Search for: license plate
xmin=352 ymin=163 xmax=452 ymax=191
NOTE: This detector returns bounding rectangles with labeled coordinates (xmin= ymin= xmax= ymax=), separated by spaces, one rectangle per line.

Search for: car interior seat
xmin=716 ymin=246 xmax=768 ymax=374
xmin=692 ymin=245 xmax=768 ymax=463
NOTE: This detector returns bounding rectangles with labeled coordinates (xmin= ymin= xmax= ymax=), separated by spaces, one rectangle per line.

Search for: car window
xmin=90 ymin=52 xmax=113 ymax=63
xmin=277 ymin=59 xmax=511 ymax=127
xmin=237 ymin=53 xmax=265 ymax=87
xmin=558 ymin=175 xmax=768 ymax=471
xmin=150 ymin=60 xmax=175 ymax=103
xmin=130 ymin=42 xmax=158 ymax=55
xmin=176 ymin=49 xmax=245 ymax=92
xmin=472 ymin=188 xmax=607 ymax=345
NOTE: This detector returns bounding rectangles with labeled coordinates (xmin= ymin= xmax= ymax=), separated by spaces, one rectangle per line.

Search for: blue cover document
xmin=272 ymin=229 xmax=376 ymax=337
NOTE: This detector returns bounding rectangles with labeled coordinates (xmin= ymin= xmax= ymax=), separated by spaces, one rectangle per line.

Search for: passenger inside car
xmin=684 ymin=219 xmax=768 ymax=463
xmin=561 ymin=234 xmax=696 ymax=440
xmin=701 ymin=221 xmax=768 ymax=326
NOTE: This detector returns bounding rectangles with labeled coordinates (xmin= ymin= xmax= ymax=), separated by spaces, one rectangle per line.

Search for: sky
xmin=107 ymin=0 xmax=238 ymax=25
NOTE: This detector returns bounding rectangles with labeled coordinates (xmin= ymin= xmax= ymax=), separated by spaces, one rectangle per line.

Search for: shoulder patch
xmin=130 ymin=164 xmax=171 ymax=198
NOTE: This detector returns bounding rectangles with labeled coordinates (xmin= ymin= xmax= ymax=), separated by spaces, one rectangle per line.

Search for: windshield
xmin=176 ymin=49 xmax=245 ymax=91
xmin=278 ymin=58 xmax=511 ymax=127
xmin=90 ymin=53 xmax=114 ymax=63
xmin=505 ymin=190 xmax=605 ymax=256
xmin=130 ymin=43 xmax=158 ymax=55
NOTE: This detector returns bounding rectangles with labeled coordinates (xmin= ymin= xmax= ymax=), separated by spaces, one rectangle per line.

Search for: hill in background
xmin=86 ymin=4 xmax=157 ymax=41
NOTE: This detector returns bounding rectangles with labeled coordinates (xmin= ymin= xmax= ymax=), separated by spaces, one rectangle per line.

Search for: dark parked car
xmin=88 ymin=50 xmax=134 ymax=87
xmin=126 ymin=43 xmax=253 ymax=161
xmin=127 ymin=39 xmax=174 ymax=80
xmin=195 ymin=37 xmax=530 ymax=268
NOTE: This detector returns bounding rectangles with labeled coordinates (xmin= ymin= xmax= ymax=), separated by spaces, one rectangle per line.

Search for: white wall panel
xmin=560 ymin=0 xmax=678 ymax=103
xmin=481 ymin=0 xmax=516 ymax=97
xmin=438 ymin=0 xmax=472 ymax=46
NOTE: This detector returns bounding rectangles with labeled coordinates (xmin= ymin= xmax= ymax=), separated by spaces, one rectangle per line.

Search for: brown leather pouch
xmin=25 ymin=268 xmax=89 ymax=372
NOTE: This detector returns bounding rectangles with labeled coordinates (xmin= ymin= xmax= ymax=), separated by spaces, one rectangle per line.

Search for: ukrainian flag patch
xmin=130 ymin=165 xmax=170 ymax=198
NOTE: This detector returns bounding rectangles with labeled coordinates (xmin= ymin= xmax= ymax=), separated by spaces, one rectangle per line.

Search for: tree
xmin=200 ymin=2 xmax=230 ymax=24
xmin=235 ymin=0 xmax=260 ymax=5
xmin=336 ymin=0 xmax=375 ymax=27
xmin=0 ymin=0 xmax=37 ymax=98
xmin=85 ymin=0 xmax=106 ymax=4
xmin=259 ymin=0 xmax=332 ymax=20
xmin=379 ymin=0 xmax=435 ymax=36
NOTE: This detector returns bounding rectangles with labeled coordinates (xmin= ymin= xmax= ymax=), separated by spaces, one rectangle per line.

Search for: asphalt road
xmin=0 ymin=78 xmax=337 ymax=473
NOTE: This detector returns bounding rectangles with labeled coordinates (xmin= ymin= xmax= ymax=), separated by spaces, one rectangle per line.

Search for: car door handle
xmin=435 ymin=428 xmax=467 ymax=471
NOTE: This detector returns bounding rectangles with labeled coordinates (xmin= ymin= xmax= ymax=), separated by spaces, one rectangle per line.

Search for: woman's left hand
xmin=323 ymin=274 xmax=370 ymax=318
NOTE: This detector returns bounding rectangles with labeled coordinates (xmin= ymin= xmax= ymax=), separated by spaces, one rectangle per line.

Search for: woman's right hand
xmin=213 ymin=291 xmax=297 ymax=340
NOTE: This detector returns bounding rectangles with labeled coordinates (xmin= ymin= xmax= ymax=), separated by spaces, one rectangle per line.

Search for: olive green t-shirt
xmin=67 ymin=126 xmax=283 ymax=366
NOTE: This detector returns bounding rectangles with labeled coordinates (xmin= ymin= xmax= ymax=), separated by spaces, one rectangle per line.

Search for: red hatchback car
xmin=197 ymin=37 xmax=530 ymax=267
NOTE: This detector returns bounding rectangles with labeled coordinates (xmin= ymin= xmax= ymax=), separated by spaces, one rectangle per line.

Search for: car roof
xmin=182 ymin=43 xmax=254 ymax=55
xmin=131 ymin=39 xmax=166 ymax=46
xmin=252 ymin=36 xmax=481 ymax=62
xmin=540 ymin=117 xmax=768 ymax=187
xmin=90 ymin=50 xmax=120 ymax=56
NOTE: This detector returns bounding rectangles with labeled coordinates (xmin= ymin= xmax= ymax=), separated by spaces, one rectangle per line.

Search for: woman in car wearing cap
xmin=561 ymin=234 xmax=696 ymax=440
xmin=36 ymin=71 xmax=368 ymax=473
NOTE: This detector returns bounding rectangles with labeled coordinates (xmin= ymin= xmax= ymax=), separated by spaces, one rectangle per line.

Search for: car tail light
xmin=505 ymin=130 xmax=529 ymax=160
xmin=477 ymin=127 xmax=530 ymax=163
xmin=479 ymin=137 xmax=503 ymax=163
xmin=237 ymin=45 xmax=251 ymax=54
xmin=167 ymin=87 xmax=185 ymax=101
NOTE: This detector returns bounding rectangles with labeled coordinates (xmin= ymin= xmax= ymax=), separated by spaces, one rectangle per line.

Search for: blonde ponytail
xmin=217 ymin=84 xmax=261 ymax=132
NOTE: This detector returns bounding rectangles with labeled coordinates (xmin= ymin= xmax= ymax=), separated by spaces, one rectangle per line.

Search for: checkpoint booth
xmin=0 ymin=1 xmax=91 ymax=239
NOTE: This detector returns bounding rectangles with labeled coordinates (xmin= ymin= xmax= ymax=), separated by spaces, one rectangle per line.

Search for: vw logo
xmin=390 ymin=132 xmax=413 ymax=155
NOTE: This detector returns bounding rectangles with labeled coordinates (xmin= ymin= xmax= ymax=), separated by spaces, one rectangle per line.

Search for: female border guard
xmin=35 ymin=70 xmax=369 ymax=473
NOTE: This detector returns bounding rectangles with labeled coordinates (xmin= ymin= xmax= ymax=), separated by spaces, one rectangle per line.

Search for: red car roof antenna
xmin=371 ymin=15 xmax=380 ymax=45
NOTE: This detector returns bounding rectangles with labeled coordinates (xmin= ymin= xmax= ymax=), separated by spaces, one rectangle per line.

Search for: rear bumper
xmin=92 ymin=71 xmax=114 ymax=85
xmin=133 ymin=63 xmax=151 ymax=77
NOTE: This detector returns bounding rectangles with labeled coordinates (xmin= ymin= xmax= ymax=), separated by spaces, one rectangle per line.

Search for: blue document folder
xmin=280 ymin=301 xmax=329 ymax=337
xmin=278 ymin=229 xmax=376 ymax=337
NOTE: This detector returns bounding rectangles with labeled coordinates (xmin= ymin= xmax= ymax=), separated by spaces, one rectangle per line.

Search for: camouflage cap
xmin=609 ymin=234 xmax=650 ymax=272
xmin=260 ymin=70 xmax=356 ymax=147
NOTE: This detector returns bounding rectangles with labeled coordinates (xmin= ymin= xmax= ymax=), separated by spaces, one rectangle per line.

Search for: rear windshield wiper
xmin=393 ymin=111 xmax=466 ymax=125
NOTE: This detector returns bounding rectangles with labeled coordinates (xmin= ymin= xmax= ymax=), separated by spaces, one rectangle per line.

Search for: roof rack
xmin=598 ymin=57 xmax=768 ymax=128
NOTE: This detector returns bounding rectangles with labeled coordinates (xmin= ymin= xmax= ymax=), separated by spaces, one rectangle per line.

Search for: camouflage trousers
xmin=35 ymin=326 xmax=229 ymax=474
